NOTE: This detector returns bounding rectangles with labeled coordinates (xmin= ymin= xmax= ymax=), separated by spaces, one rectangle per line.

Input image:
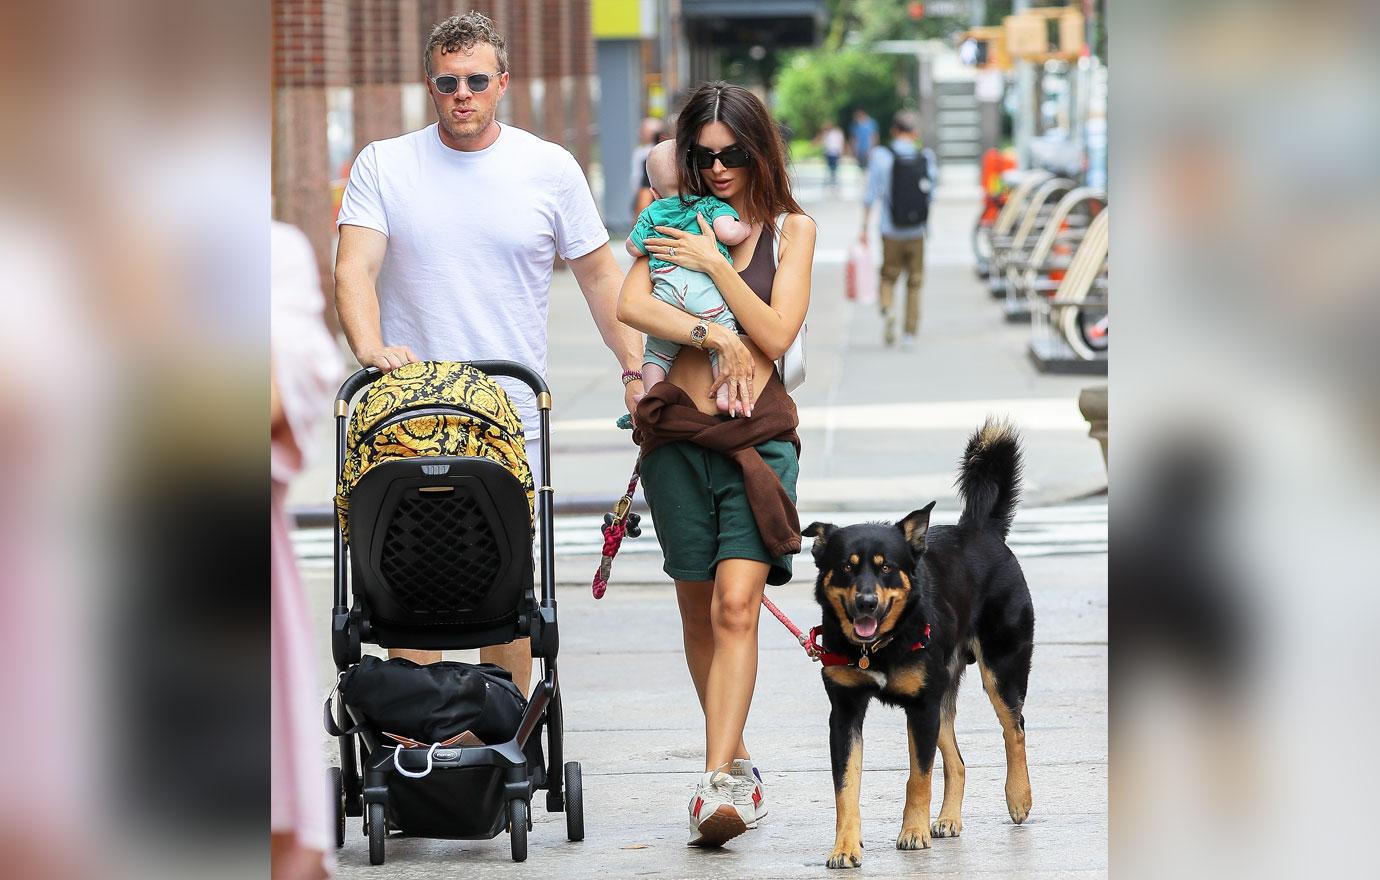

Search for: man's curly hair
xmin=424 ymin=11 xmax=509 ymax=77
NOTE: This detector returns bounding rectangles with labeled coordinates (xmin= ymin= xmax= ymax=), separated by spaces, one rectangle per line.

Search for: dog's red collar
xmin=807 ymin=624 xmax=931 ymax=668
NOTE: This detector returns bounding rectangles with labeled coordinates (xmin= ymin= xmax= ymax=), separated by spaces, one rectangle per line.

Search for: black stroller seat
xmin=350 ymin=457 xmax=532 ymax=644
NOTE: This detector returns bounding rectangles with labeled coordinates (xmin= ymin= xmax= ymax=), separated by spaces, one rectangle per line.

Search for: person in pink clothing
xmin=271 ymin=221 xmax=342 ymax=880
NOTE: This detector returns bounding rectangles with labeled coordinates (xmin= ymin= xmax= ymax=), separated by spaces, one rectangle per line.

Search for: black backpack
xmin=886 ymin=145 xmax=931 ymax=228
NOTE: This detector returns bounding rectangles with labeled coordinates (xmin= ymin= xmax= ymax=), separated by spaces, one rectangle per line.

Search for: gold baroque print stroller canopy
xmin=335 ymin=361 xmax=534 ymax=541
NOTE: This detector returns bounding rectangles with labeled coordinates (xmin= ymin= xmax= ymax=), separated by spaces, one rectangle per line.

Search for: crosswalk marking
xmin=292 ymin=502 xmax=1105 ymax=567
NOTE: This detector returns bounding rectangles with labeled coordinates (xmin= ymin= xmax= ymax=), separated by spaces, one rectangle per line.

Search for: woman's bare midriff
xmin=666 ymin=338 xmax=776 ymax=417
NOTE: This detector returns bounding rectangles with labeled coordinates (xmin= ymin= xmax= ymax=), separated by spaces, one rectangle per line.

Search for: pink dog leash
xmin=591 ymin=467 xmax=641 ymax=599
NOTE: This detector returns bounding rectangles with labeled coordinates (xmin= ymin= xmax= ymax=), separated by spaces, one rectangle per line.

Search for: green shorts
xmin=640 ymin=438 xmax=799 ymax=586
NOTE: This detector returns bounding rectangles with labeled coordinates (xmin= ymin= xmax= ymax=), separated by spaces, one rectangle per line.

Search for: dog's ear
xmin=801 ymin=521 xmax=836 ymax=563
xmin=897 ymin=502 xmax=936 ymax=555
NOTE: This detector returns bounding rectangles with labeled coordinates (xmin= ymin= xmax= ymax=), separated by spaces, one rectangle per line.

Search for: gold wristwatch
xmin=690 ymin=319 xmax=710 ymax=349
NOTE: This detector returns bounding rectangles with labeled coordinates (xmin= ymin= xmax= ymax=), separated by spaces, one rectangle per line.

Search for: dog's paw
xmin=826 ymin=838 xmax=863 ymax=869
xmin=930 ymin=816 xmax=962 ymax=838
xmin=896 ymin=825 xmax=932 ymax=851
xmin=1006 ymin=784 xmax=1032 ymax=825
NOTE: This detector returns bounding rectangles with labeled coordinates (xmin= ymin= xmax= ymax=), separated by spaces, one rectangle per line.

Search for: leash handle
xmin=592 ymin=464 xmax=642 ymax=599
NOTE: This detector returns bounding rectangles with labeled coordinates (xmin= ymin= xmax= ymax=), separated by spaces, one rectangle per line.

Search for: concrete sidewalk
xmin=303 ymin=164 xmax=1108 ymax=877
xmin=314 ymin=550 xmax=1105 ymax=879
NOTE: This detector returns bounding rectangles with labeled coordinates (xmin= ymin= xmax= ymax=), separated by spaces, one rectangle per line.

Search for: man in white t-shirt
xmin=334 ymin=12 xmax=644 ymax=693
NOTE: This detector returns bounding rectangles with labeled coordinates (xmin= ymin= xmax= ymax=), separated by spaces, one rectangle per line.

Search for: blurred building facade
xmin=272 ymin=0 xmax=596 ymax=286
xmin=680 ymin=0 xmax=826 ymax=84
xmin=594 ymin=0 xmax=825 ymax=229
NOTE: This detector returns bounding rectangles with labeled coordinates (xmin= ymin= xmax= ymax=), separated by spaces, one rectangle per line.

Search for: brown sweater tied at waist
xmin=632 ymin=374 xmax=802 ymax=557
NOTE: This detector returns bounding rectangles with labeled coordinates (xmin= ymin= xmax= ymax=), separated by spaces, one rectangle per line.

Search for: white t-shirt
xmin=822 ymin=128 xmax=845 ymax=156
xmin=337 ymin=122 xmax=609 ymax=434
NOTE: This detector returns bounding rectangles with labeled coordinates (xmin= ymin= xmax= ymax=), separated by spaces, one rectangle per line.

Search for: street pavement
xmin=296 ymin=159 xmax=1108 ymax=878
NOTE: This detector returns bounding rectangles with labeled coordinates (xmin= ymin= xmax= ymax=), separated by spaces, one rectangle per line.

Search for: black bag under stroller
xmin=324 ymin=360 xmax=581 ymax=865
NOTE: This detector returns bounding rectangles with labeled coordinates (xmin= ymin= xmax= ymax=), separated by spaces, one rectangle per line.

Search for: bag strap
xmin=322 ymin=674 xmax=370 ymax=737
xmin=323 ymin=693 xmax=370 ymax=737
xmin=771 ymin=213 xmax=787 ymax=265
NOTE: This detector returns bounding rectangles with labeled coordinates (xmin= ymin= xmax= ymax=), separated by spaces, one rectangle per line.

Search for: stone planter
xmin=1078 ymin=385 xmax=1108 ymax=473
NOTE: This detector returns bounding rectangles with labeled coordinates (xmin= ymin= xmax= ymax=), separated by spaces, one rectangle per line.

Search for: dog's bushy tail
xmin=956 ymin=418 xmax=1023 ymax=540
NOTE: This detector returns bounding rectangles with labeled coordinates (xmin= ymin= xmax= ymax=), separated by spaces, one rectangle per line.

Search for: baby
xmin=626 ymin=139 xmax=752 ymax=413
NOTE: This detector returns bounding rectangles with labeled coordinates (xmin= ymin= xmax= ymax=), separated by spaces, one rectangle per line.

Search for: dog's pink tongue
xmin=854 ymin=616 xmax=879 ymax=639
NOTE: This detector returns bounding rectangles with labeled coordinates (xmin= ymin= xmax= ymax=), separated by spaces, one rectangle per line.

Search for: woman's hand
xmin=623 ymin=378 xmax=644 ymax=427
xmin=642 ymin=214 xmax=726 ymax=277
xmin=703 ymin=323 xmax=756 ymax=418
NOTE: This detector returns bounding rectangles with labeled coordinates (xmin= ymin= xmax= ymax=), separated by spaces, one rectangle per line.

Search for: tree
xmin=773 ymin=49 xmax=904 ymax=140
xmin=824 ymin=0 xmax=973 ymax=47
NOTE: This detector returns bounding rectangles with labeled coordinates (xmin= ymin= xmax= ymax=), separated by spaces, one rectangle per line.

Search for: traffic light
xmin=960 ymin=37 xmax=990 ymax=67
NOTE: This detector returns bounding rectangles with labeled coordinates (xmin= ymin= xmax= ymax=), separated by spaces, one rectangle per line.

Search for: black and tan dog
xmin=803 ymin=420 xmax=1035 ymax=869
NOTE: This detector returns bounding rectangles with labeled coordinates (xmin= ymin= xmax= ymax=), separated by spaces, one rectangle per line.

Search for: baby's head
xmin=645 ymin=139 xmax=681 ymax=197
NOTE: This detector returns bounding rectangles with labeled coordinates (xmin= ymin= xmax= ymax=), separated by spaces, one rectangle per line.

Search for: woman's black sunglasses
xmin=690 ymin=144 xmax=751 ymax=169
xmin=430 ymin=72 xmax=502 ymax=94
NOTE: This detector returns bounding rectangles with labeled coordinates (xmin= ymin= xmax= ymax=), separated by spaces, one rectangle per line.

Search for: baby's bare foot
xmin=715 ymin=385 xmax=732 ymax=414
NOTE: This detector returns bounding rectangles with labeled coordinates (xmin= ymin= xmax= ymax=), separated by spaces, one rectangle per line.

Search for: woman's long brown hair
xmin=674 ymin=82 xmax=804 ymax=235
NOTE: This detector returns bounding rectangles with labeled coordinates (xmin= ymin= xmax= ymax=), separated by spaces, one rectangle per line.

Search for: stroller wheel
xmin=330 ymin=767 xmax=345 ymax=849
xmin=367 ymin=803 xmax=386 ymax=866
xmin=564 ymin=762 xmax=584 ymax=842
xmin=509 ymin=799 xmax=529 ymax=862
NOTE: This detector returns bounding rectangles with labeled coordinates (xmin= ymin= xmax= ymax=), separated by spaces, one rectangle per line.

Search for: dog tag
xmin=858 ymin=655 xmax=870 ymax=670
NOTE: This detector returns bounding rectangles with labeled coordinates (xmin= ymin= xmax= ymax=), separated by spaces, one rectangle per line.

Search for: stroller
xmin=324 ymin=360 xmax=581 ymax=864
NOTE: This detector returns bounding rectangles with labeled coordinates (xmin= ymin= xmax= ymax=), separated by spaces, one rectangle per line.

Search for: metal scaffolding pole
xmin=1013 ymin=0 xmax=1036 ymax=168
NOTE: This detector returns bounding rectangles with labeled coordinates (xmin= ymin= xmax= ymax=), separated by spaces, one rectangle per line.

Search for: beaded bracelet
xmin=621 ymin=370 xmax=643 ymax=386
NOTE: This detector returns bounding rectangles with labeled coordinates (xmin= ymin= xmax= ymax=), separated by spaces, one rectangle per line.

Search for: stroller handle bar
xmin=335 ymin=361 xmax=551 ymax=408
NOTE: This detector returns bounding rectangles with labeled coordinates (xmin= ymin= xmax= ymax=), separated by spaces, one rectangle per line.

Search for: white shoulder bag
xmin=771 ymin=213 xmax=807 ymax=392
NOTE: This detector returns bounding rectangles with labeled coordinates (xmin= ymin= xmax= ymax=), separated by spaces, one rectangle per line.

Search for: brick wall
xmin=504 ymin=0 xmax=534 ymax=130
xmin=273 ymin=0 xmax=350 ymax=285
xmin=541 ymin=1 xmax=569 ymax=146
xmin=349 ymin=0 xmax=406 ymax=150
xmin=569 ymin=0 xmax=592 ymax=170
xmin=349 ymin=0 xmax=403 ymax=84
xmin=273 ymin=0 xmax=350 ymax=87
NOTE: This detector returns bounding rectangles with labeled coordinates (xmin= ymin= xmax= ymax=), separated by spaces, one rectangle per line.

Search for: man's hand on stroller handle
xmin=358 ymin=344 xmax=418 ymax=373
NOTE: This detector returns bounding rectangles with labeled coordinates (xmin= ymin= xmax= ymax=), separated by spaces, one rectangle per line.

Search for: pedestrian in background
xmin=333 ymin=11 xmax=644 ymax=688
xmin=849 ymin=107 xmax=877 ymax=172
xmin=861 ymin=111 xmax=938 ymax=350
xmin=271 ymin=220 xmax=340 ymax=880
xmin=818 ymin=122 xmax=845 ymax=187
xmin=631 ymin=116 xmax=668 ymax=217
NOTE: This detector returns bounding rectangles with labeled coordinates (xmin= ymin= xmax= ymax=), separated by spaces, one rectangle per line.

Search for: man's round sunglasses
xmin=430 ymin=72 xmax=503 ymax=94
xmin=690 ymin=144 xmax=751 ymax=169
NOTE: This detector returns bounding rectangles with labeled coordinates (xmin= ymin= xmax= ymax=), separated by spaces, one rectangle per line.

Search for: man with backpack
xmin=860 ymin=111 xmax=938 ymax=349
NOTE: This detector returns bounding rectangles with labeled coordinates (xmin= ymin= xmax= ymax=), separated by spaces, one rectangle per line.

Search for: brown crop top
xmin=737 ymin=223 xmax=777 ymax=305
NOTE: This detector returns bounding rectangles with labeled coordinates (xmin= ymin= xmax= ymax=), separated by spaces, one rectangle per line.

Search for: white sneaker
xmin=687 ymin=767 xmax=751 ymax=847
xmin=901 ymin=333 xmax=917 ymax=352
xmin=729 ymin=758 xmax=768 ymax=827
